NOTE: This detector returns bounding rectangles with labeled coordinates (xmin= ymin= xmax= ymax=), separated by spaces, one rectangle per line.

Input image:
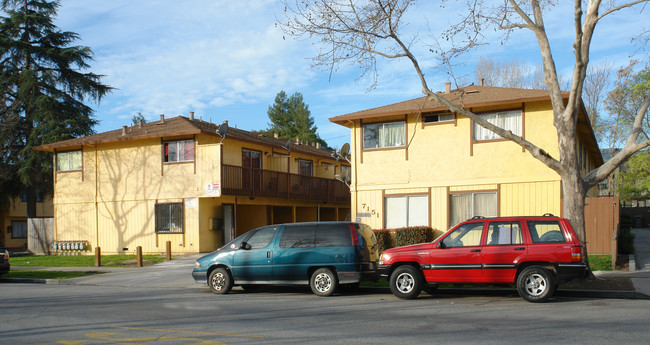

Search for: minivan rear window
xmin=279 ymin=225 xmax=316 ymax=248
xmin=316 ymin=224 xmax=351 ymax=247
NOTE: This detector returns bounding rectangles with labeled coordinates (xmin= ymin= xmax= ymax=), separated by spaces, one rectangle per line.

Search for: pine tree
xmin=262 ymin=91 xmax=328 ymax=148
xmin=0 ymin=0 xmax=112 ymax=216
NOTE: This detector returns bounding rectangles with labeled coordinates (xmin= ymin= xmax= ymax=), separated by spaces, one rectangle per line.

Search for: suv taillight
xmin=571 ymin=246 xmax=583 ymax=262
xmin=350 ymin=224 xmax=359 ymax=247
xmin=2 ymin=250 xmax=8 ymax=260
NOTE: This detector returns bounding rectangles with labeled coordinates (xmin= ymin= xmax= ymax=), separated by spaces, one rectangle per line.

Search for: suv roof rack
xmin=470 ymin=216 xmax=485 ymax=220
xmin=543 ymin=213 xmax=556 ymax=217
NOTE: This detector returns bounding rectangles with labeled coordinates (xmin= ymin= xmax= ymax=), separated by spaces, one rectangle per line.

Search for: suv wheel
xmin=209 ymin=268 xmax=233 ymax=294
xmin=517 ymin=266 xmax=555 ymax=303
xmin=310 ymin=268 xmax=338 ymax=296
xmin=390 ymin=265 xmax=423 ymax=299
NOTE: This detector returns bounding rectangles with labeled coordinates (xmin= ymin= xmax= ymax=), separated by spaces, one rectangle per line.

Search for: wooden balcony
xmin=221 ymin=164 xmax=350 ymax=203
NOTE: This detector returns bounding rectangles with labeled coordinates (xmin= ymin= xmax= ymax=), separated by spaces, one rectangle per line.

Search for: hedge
xmin=373 ymin=226 xmax=436 ymax=253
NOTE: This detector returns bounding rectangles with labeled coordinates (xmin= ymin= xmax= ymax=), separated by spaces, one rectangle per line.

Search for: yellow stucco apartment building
xmin=35 ymin=114 xmax=350 ymax=254
xmin=329 ymin=84 xmax=602 ymax=237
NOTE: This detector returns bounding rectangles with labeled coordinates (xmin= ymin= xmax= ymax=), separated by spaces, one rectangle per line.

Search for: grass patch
xmin=10 ymin=254 xmax=166 ymax=267
xmin=3 ymin=270 xmax=102 ymax=280
xmin=588 ymin=255 xmax=612 ymax=271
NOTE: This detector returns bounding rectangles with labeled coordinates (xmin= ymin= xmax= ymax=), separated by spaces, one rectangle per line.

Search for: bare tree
xmin=281 ymin=0 xmax=650 ymax=244
xmin=475 ymin=56 xmax=532 ymax=88
xmin=583 ymin=61 xmax=614 ymax=145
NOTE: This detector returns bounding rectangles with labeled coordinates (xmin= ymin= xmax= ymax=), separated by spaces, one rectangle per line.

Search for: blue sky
xmin=52 ymin=1 xmax=647 ymax=149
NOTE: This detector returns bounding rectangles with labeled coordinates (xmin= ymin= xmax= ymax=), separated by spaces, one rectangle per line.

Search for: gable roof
xmin=34 ymin=115 xmax=338 ymax=160
xmin=329 ymin=85 xmax=558 ymax=125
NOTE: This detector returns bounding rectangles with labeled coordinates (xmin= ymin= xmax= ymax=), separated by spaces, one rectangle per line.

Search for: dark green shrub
xmin=621 ymin=214 xmax=633 ymax=228
xmin=395 ymin=226 xmax=434 ymax=247
xmin=373 ymin=230 xmax=390 ymax=254
xmin=618 ymin=226 xmax=635 ymax=254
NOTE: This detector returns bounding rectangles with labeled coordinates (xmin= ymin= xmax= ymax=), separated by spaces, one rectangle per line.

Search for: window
xmin=473 ymin=110 xmax=522 ymax=141
xmin=486 ymin=221 xmax=523 ymax=245
xmin=163 ymin=139 xmax=194 ymax=163
xmin=441 ymin=222 xmax=484 ymax=248
xmin=57 ymin=150 xmax=82 ymax=171
xmin=245 ymin=226 xmax=278 ymax=249
xmin=527 ymin=220 xmax=566 ymax=243
xmin=363 ymin=122 xmax=405 ymax=149
xmin=21 ymin=189 xmax=43 ymax=202
xmin=155 ymin=203 xmax=183 ymax=233
xmin=424 ymin=112 xmax=454 ymax=124
xmin=449 ymin=192 xmax=497 ymax=227
xmin=385 ymin=195 xmax=429 ymax=228
xmin=11 ymin=220 xmax=27 ymax=239
xmin=316 ymin=224 xmax=350 ymax=247
xmin=280 ymin=225 xmax=316 ymax=248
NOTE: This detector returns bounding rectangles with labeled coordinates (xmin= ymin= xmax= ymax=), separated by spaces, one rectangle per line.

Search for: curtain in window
xmin=385 ymin=195 xmax=429 ymax=228
xmin=11 ymin=221 xmax=27 ymax=238
xmin=473 ymin=110 xmax=522 ymax=141
xmin=380 ymin=122 xmax=405 ymax=147
xmin=449 ymin=194 xmax=472 ymax=227
xmin=57 ymin=151 xmax=82 ymax=171
xmin=474 ymin=192 xmax=497 ymax=218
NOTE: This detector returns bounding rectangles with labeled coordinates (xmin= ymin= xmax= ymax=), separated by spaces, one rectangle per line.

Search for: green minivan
xmin=192 ymin=222 xmax=379 ymax=296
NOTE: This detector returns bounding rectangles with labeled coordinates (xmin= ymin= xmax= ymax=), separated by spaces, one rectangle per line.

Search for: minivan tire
xmin=390 ymin=265 xmax=423 ymax=299
xmin=310 ymin=268 xmax=338 ymax=296
xmin=517 ymin=266 xmax=555 ymax=303
xmin=209 ymin=268 xmax=233 ymax=294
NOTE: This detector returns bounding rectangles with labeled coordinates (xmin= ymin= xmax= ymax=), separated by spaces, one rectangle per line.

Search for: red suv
xmin=378 ymin=215 xmax=587 ymax=302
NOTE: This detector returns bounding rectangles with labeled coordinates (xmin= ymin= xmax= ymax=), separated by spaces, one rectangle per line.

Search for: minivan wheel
xmin=209 ymin=268 xmax=233 ymax=294
xmin=310 ymin=268 xmax=338 ymax=296
xmin=517 ymin=266 xmax=555 ymax=303
xmin=390 ymin=265 xmax=423 ymax=299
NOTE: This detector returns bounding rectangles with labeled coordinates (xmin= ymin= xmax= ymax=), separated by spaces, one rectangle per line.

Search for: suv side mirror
xmin=240 ymin=242 xmax=252 ymax=250
xmin=437 ymin=241 xmax=446 ymax=249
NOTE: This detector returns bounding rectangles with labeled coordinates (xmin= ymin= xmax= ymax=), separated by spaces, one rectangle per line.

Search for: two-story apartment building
xmin=1 ymin=194 xmax=53 ymax=250
xmin=35 ymin=114 xmax=350 ymax=254
xmin=329 ymin=84 xmax=602 ymax=237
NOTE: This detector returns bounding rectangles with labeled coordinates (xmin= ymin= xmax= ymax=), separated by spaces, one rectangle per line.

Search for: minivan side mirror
xmin=240 ymin=242 xmax=252 ymax=250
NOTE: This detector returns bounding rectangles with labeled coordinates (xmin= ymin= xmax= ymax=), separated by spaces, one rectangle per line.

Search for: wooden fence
xmin=584 ymin=196 xmax=620 ymax=265
xmin=28 ymin=218 xmax=54 ymax=255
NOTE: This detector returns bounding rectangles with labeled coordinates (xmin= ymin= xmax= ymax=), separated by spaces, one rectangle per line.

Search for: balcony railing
xmin=221 ymin=164 xmax=350 ymax=203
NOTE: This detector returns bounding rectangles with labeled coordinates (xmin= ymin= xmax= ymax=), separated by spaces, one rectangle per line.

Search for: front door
xmin=427 ymin=222 xmax=485 ymax=283
xmin=231 ymin=226 xmax=278 ymax=282
xmin=242 ymin=149 xmax=262 ymax=194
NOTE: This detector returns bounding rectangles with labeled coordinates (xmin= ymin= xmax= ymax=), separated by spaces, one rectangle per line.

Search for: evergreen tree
xmin=262 ymin=91 xmax=328 ymax=149
xmin=0 ymin=0 xmax=112 ymax=216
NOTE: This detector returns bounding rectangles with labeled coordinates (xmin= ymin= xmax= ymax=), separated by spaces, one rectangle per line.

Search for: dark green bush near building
xmin=618 ymin=226 xmax=635 ymax=254
xmin=374 ymin=226 xmax=435 ymax=253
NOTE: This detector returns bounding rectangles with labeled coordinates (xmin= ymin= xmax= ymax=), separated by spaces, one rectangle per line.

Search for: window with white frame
xmin=385 ymin=195 xmax=429 ymax=228
xmin=424 ymin=112 xmax=454 ymax=124
xmin=449 ymin=192 xmax=497 ymax=227
xmin=155 ymin=203 xmax=183 ymax=233
xmin=56 ymin=150 xmax=82 ymax=171
xmin=163 ymin=139 xmax=194 ymax=163
xmin=473 ymin=110 xmax=522 ymax=141
xmin=363 ymin=122 xmax=405 ymax=149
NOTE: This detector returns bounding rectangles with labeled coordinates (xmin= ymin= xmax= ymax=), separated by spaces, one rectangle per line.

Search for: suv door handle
xmin=470 ymin=249 xmax=481 ymax=252
xmin=514 ymin=247 xmax=525 ymax=251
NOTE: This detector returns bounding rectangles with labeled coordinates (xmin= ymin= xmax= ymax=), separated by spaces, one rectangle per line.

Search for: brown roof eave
xmin=34 ymin=129 xmax=203 ymax=152
xmin=329 ymin=94 xmax=563 ymax=125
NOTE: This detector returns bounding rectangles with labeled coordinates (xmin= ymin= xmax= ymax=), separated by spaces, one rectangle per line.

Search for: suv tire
xmin=390 ymin=265 xmax=423 ymax=299
xmin=310 ymin=268 xmax=338 ymax=296
xmin=517 ymin=266 xmax=555 ymax=303
xmin=209 ymin=268 xmax=233 ymax=294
